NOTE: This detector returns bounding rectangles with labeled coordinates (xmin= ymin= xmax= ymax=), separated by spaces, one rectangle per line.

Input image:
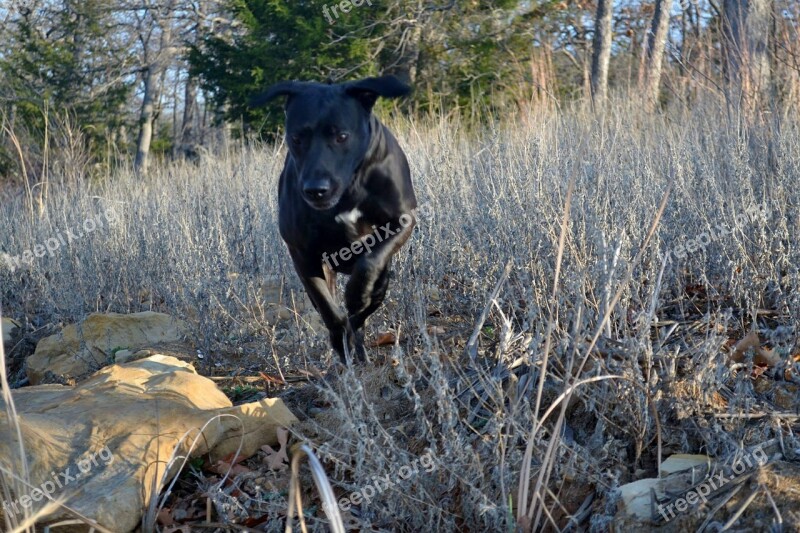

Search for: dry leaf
xmin=372 ymin=331 xmax=397 ymax=346
xmin=730 ymin=331 xmax=782 ymax=367
xmin=261 ymin=444 xmax=288 ymax=470
xmin=755 ymin=347 xmax=781 ymax=367
xmin=261 ymin=427 xmax=289 ymax=470
xmin=243 ymin=515 xmax=272 ymax=527
xmin=259 ymin=371 xmax=286 ymax=385
xmin=277 ymin=426 xmax=288 ymax=446
xmin=218 ymin=451 xmax=249 ymax=465
xmin=209 ymin=460 xmax=251 ymax=477
xmin=157 ymin=508 xmax=175 ymax=526
xmin=731 ymin=331 xmax=760 ymax=362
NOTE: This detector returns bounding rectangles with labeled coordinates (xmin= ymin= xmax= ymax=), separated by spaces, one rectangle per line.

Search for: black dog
xmin=252 ymin=75 xmax=417 ymax=362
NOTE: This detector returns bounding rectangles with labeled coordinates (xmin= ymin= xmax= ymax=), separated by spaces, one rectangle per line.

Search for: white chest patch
xmin=335 ymin=208 xmax=362 ymax=232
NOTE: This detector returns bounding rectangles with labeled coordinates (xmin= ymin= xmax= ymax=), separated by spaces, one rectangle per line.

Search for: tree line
xmin=0 ymin=0 xmax=798 ymax=181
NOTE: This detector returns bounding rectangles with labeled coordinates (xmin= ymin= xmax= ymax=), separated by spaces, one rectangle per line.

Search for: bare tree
xmin=722 ymin=0 xmax=773 ymax=115
xmin=132 ymin=0 xmax=179 ymax=175
xmin=179 ymin=73 xmax=197 ymax=157
xmin=380 ymin=1 xmax=426 ymax=86
xmin=590 ymin=0 xmax=613 ymax=107
xmin=643 ymin=0 xmax=674 ymax=110
xmin=177 ymin=0 xmax=228 ymax=158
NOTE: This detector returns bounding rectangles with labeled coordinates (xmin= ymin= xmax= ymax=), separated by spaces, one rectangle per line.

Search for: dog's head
xmin=252 ymin=75 xmax=411 ymax=210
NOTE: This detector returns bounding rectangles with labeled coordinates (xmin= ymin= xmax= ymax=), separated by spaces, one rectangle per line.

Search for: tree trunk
xmin=644 ymin=0 xmax=674 ymax=110
xmin=386 ymin=3 xmax=423 ymax=86
xmin=180 ymin=74 xmax=197 ymax=157
xmin=590 ymin=0 xmax=613 ymax=107
xmin=134 ymin=66 xmax=157 ymax=174
xmin=133 ymin=3 xmax=174 ymax=175
xmin=722 ymin=0 xmax=772 ymax=115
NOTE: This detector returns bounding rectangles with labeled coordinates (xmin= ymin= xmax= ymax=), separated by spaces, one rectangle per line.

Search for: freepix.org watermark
xmin=657 ymin=446 xmax=767 ymax=522
xmin=2 ymin=445 xmax=114 ymax=515
xmin=322 ymin=203 xmax=432 ymax=269
xmin=326 ymin=450 xmax=436 ymax=513
xmin=662 ymin=202 xmax=768 ymax=263
xmin=1 ymin=207 xmax=119 ymax=273
xmin=322 ymin=0 xmax=372 ymax=25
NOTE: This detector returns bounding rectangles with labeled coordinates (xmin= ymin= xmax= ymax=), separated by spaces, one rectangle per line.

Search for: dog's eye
xmin=335 ymin=132 xmax=349 ymax=144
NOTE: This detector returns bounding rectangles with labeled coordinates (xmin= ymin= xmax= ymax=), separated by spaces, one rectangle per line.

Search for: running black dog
xmin=252 ymin=75 xmax=417 ymax=362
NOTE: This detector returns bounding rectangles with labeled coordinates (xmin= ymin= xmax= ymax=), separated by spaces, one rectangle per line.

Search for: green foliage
xmin=189 ymin=0 xmax=568 ymax=131
xmin=150 ymin=123 xmax=175 ymax=159
xmin=189 ymin=0 xmax=378 ymax=137
xmin=413 ymin=1 xmax=562 ymax=116
xmin=0 ymin=1 xmax=132 ymax=173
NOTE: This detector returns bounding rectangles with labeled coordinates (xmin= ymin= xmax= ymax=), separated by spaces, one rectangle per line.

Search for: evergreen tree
xmin=188 ymin=0 xmax=378 ymax=136
xmin=0 ymin=0 xmax=133 ymax=170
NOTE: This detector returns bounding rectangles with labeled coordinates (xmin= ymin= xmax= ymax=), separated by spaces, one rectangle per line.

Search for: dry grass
xmin=2 ymin=97 xmax=800 ymax=531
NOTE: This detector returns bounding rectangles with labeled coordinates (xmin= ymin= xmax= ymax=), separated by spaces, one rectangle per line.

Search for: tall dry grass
xmin=1 ymin=96 xmax=799 ymax=530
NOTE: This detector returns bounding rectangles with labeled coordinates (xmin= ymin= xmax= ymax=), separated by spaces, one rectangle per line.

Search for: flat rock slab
xmin=0 ymin=354 xmax=297 ymax=532
xmin=26 ymin=311 xmax=188 ymax=385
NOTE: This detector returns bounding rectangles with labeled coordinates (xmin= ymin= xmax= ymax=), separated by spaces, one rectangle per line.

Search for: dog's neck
xmin=359 ymin=114 xmax=386 ymax=170
xmin=338 ymin=115 xmax=385 ymax=231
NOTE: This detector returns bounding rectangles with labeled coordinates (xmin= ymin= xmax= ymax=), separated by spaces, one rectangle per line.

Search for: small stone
xmin=774 ymin=383 xmax=800 ymax=410
xmin=114 ymin=349 xmax=134 ymax=364
xmin=428 ymin=286 xmax=441 ymax=301
xmin=2 ymin=317 xmax=20 ymax=347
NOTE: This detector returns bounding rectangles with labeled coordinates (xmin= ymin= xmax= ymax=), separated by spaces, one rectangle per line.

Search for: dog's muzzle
xmin=302 ymin=178 xmax=338 ymax=209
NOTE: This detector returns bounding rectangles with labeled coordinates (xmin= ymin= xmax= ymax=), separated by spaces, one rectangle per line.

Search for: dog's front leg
xmin=288 ymin=249 xmax=358 ymax=362
xmin=345 ymin=215 xmax=416 ymax=340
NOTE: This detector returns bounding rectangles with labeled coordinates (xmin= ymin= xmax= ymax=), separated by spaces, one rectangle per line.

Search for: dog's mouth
xmin=304 ymin=195 xmax=340 ymax=210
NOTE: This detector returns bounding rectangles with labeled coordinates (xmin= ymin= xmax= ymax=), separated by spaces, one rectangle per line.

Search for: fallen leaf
xmin=684 ymin=284 xmax=706 ymax=297
xmin=755 ymin=347 xmax=781 ymax=367
xmin=730 ymin=331 xmax=782 ymax=366
xmin=261 ymin=444 xmax=288 ymax=470
xmin=372 ymin=331 xmax=397 ymax=346
xmin=243 ymin=515 xmax=272 ymax=527
xmin=277 ymin=426 xmax=288 ymax=449
xmin=731 ymin=331 xmax=760 ymax=363
xmin=157 ymin=508 xmax=175 ymax=526
xmin=261 ymin=427 xmax=289 ymax=470
xmin=218 ymin=451 xmax=250 ymax=465
xmin=209 ymin=460 xmax=251 ymax=477
xmin=259 ymin=371 xmax=286 ymax=385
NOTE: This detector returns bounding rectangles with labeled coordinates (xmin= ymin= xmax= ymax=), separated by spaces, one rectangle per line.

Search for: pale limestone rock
xmin=659 ymin=454 xmax=710 ymax=476
xmin=27 ymin=311 xmax=187 ymax=384
xmin=618 ymin=477 xmax=662 ymax=519
xmin=0 ymin=354 xmax=297 ymax=531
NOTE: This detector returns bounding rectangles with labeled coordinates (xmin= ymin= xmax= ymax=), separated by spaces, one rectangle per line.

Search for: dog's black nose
xmin=303 ymin=177 xmax=334 ymax=203
xmin=303 ymin=185 xmax=330 ymax=200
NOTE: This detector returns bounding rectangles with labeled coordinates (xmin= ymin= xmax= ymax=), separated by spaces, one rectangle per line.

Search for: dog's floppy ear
xmin=249 ymin=81 xmax=306 ymax=108
xmin=344 ymin=75 xmax=411 ymax=112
